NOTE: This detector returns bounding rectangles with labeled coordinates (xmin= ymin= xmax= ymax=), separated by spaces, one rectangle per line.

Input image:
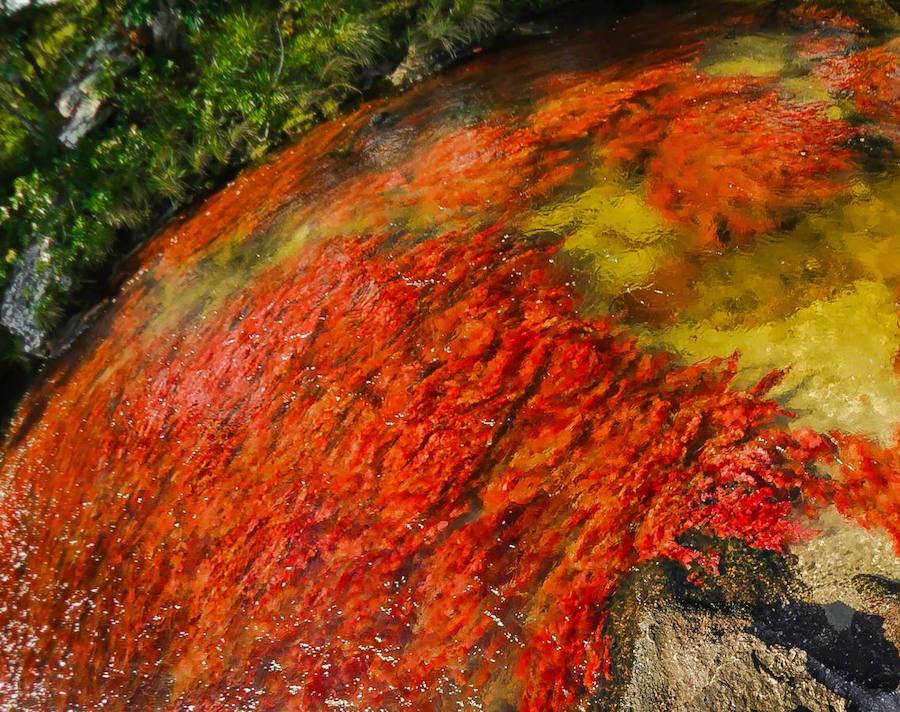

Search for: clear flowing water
xmin=2 ymin=2 xmax=900 ymax=710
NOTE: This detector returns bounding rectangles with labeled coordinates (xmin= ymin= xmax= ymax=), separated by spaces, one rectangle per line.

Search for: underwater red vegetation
xmin=789 ymin=6 xmax=900 ymax=141
xmin=789 ymin=4 xmax=864 ymax=33
xmin=816 ymin=39 xmax=900 ymax=127
xmin=816 ymin=433 xmax=900 ymax=551
xmin=4 ymin=223 xmax=896 ymax=711
xmin=136 ymin=115 xmax=366 ymax=281
xmin=791 ymin=9 xmax=861 ymax=62
xmin=640 ymin=89 xmax=855 ymax=243
xmin=531 ymin=59 xmax=856 ymax=245
xmin=314 ymin=119 xmax=580 ymax=235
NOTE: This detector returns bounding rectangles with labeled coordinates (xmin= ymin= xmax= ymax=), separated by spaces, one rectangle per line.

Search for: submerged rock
xmin=604 ymin=534 xmax=900 ymax=712
xmin=620 ymin=603 xmax=846 ymax=711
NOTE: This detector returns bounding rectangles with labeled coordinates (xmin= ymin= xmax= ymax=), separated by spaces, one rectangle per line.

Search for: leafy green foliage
xmin=0 ymin=0 xmax=571 ymax=373
xmin=410 ymin=0 xmax=501 ymax=57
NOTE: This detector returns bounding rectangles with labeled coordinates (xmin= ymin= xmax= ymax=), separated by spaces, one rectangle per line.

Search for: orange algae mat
xmin=2 ymin=3 xmax=900 ymax=710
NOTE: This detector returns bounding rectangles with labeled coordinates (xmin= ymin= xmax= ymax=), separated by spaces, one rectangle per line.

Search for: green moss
xmin=408 ymin=0 xmax=501 ymax=58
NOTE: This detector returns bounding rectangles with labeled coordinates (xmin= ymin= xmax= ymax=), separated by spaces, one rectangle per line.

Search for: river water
xmin=2 ymin=2 xmax=899 ymax=710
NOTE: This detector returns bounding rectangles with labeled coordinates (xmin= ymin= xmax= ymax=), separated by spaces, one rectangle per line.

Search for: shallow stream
xmin=2 ymin=2 xmax=900 ymax=709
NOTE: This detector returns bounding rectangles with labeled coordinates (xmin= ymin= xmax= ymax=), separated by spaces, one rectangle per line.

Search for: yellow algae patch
xmin=778 ymin=75 xmax=833 ymax=103
xmin=526 ymin=170 xmax=682 ymax=296
xmin=702 ymin=33 xmax=794 ymax=77
xmin=616 ymin=175 xmax=900 ymax=438
xmin=817 ymin=177 xmax=900 ymax=287
xmin=644 ymin=280 xmax=900 ymax=439
xmin=664 ymin=228 xmax=862 ymax=331
xmin=142 ymin=219 xmax=318 ymax=342
xmin=776 ymin=73 xmax=852 ymax=120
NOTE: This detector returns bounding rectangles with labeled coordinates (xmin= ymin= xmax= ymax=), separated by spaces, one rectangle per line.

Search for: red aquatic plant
xmin=815 ymin=39 xmax=900 ymax=126
xmin=638 ymin=89 xmax=855 ymax=243
xmin=531 ymin=63 xmax=670 ymax=142
xmin=0 ymin=225 xmax=868 ymax=712
xmin=409 ymin=123 xmax=542 ymax=207
xmin=788 ymin=4 xmax=865 ymax=34
xmin=813 ymin=432 xmax=900 ymax=550
xmin=532 ymin=60 xmax=857 ymax=245
xmin=138 ymin=115 xmax=366 ymax=281
xmin=307 ymin=117 xmax=583 ymax=240
xmin=789 ymin=7 xmax=900 ymax=142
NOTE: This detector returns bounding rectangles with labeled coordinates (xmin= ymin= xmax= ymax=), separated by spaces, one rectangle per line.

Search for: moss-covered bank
xmin=0 ymin=0 xmax=575 ymax=400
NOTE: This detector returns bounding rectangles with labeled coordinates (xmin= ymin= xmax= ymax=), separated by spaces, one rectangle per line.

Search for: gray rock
xmin=57 ymin=77 xmax=113 ymax=148
xmin=510 ymin=20 xmax=557 ymax=38
xmin=793 ymin=507 xmax=900 ymax=648
xmin=1 ymin=0 xmax=60 ymax=14
xmin=388 ymin=45 xmax=447 ymax=89
xmin=0 ymin=237 xmax=69 ymax=355
xmin=151 ymin=0 xmax=183 ymax=56
xmin=751 ymin=600 xmax=900 ymax=712
xmin=604 ymin=512 xmax=900 ymax=712
xmin=56 ymin=35 xmax=133 ymax=148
